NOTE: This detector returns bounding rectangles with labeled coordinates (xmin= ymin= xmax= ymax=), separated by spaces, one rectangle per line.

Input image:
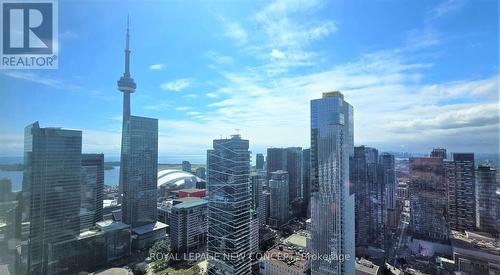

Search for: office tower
xmin=120 ymin=115 xmax=158 ymax=228
xmin=257 ymin=183 xmax=267 ymax=228
xmin=268 ymin=170 xmax=289 ymax=229
xmin=408 ymin=153 xmax=448 ymax=241
xmin=266 ymin=148 xmax=287 ymax=180
xmin=170 ymin=198 xmax=208 ymax=253
xmin=262 ymin=190 xmax=270 ymax=226
xmin=256 ymin=153 xmax=264 ymax=170
xmin=380 ymin=153 xmax=396 ymax=210
xmin=287 ymin=147 xmax=303 ymax=206
xmin=182 ymin=161 xmax=192 ymax=173
xmin=117 ymin=18 xmax=166 ymax=245
xmin=251 ymin=173 xmax=266 ymax=227
xmin=310 ymin=91 xmax=354 ymax=275
xmin=266 ymin=147 xmax=302 ymax=212
xmin=431 ymin=148 xmax=447 ymax=159
xmin=445 ymin=153 xmax=475 ymax=232
xmin=0 ymin=179 xmax=14 ymax=202
xmin=476 ymin=165 xmax=498 ymax=235
xmin=251 ymin=174 xmax=264 ymax=211
xmin=207 ymin=134 xmax=251 ymax=275
xmin=80 ymin=154 xmax=104 ymax=230
xmin=302 ymin=148 xmax=311 ymax=217
xmin=351 ymin=146 xmax=368 ymax=248
xmin=0 ymin=179 xmax=19 ymax=274
xmin=195 ymin=166 xmax=206 ymax=179
xmin=23 ymin=122 xmax=82 ymax=274
xmin=351 ymin=146 xmax=385 ymax=250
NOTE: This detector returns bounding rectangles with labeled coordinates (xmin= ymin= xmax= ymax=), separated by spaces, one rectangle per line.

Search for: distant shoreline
xmin=0 ymin=162 xmax=206 ymax=172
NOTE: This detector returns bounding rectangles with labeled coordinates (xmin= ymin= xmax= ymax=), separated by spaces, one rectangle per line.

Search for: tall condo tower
xmin=207 ymin=134 xmax=251 ymax=275
xmin=310 ymin=91 xmax=355 ymax=275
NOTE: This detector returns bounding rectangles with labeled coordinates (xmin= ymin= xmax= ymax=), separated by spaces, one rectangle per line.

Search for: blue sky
xmin=0 ymin=0 xmax=498 ymax=161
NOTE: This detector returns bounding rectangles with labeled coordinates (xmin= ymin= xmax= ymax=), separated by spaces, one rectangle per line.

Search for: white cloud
xmin=271 ymin=49 xmax=286 ymax=59
xmin=205 ymin=92 xmax=219 ymax=98
xmin=190 ymin=46 xmax=499 ymax=153
xmin=254 ymin=0 xmax=337 ymax=49
xmin=144 ymin=102 xmax=171 ymax=110
xmin=176 ymin=106 xmax=192 ymax=111
xmin=183 ymin=94 xmax=198 ymax=99
xmin=160 ymin=79 xmax=191 ymax=91
xmin=2 ymin=71 xmax=82 ymax=91
xmin=60 ymin=30 xmax=79 ymax=40
xmin=149 ymin=63 xmax=165 ymax=70
xmin=205 ymin=51 xmax=233 ymax=65
xmin=218 ymin=15 xmax=248 ymax=44
xmin=428 ymin=0 xmax=465 ymax=19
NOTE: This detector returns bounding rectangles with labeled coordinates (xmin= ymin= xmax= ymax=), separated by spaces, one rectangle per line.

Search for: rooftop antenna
xmin=235 ymin=128 xmax=241 ymax=135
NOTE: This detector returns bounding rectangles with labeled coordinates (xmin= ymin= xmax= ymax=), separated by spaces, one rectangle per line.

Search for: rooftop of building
xmin=451 ymin=230 xmax=500 ymax=255
xmin=178 ymin=188 xmax=206 ymax=193
xmin=355 ymin=258 xmax=380 ymax=275
xmin=132 ymin=221 xmax=168 ymax=235
xmin=264 ymin=244 xmax=308 ymax=272
xmin=93 ymin=267 xmax=133 ymax=275
xmin=173 ymin=197 xmax=208 ymax=209
xmin=77 ymin=221 xmax=130 ymax=239
xmin=283 ymin=231 xmax=309 ymax=248
xmin=322 ymin=91 xmax=343 ymax=98
xmin=96 ymin=220 xmax=130 ymax=232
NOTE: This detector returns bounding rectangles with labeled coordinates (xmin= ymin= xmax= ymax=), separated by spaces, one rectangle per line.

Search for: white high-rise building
xmin=310 ymin=91 xmax=355 ymax=275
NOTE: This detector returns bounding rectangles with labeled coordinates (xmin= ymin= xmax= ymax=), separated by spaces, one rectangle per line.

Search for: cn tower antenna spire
xmin=125 ymin=14 xmax=131 ymax=77
xmin=117 ymin=15 xmax=136 ymax=121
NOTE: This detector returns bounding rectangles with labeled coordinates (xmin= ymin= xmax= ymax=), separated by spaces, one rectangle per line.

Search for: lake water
xmin=0 ymin=166 xmax=121 ymax=192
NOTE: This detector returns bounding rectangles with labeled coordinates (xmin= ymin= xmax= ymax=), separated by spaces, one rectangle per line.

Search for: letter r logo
xmin=2 ymin=2 xmax=54 ymax=54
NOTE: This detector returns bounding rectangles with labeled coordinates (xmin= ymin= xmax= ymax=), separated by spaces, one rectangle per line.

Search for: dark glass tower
xmin=207 ymin=134 xmax=251 ymax=275
xmin=255 ymin=153 xmax=264 ymax=170
xmin=475 ymin=165 xmax=498 ymax=235
xmin=80 ymin=153 xmax=104 ymax=229
xmin=351 ymin=146 xmax=386 ymax=250
xmin=23 ymin=122 xmax=82 ymax=274
xmin=268 ymin=170 xmax=289 ymax=228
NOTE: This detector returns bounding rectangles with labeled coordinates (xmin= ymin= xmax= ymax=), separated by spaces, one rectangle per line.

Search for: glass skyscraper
xmin=475 ymin=165 xmax=499 ymax=235
xmin=207 ymin=134 xmax=251 ymax=275
xmin=22 ymin=122 xmax=82 ymax=274
xmin=120 ymin=116 xmax=159 ymax=228
xmin=310 ymin=91 xmax=354 ymax=275
xmin=268 ymin=170 xmax=289 ymax=228
xmin=302 ymin=148 xmax=311 ymax=217
xmin=80 ymin=153 xmax=104 ymax=230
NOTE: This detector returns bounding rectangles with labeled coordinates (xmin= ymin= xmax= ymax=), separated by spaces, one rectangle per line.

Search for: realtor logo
xmin=1 ymin=0 xmax=58 ymax=69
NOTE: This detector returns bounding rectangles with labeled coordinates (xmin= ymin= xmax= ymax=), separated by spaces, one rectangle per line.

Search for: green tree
xmin=149 ymin=238 xmax=172 ymax=272
xmin=191 ymin=265 xmax=202 ymax=275
xmin=150 ymin=238 xmax=171 ymax=258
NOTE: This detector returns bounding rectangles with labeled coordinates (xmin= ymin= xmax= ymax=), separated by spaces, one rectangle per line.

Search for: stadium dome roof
xmin=157 ymin=169 xmax=202 ymax=188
